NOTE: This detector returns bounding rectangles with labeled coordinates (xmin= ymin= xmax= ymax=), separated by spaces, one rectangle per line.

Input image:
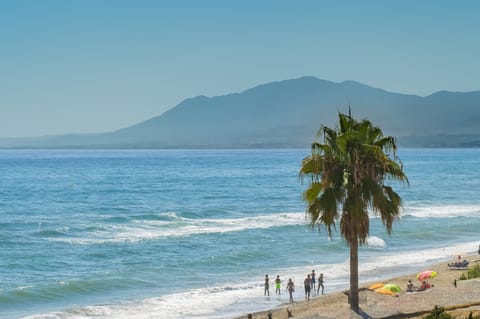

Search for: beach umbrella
xmin=383 ymin=283 xmax=401 ymax=293
xmin=374 ymin=287 xmax=394 ymax=296
xmin=368 ymin=283 xmax=384 ymax=290
xmin=374 ymin=283 xmax=401 ymax=296
xmin=416 ymin=270 xmax=437 ymax=281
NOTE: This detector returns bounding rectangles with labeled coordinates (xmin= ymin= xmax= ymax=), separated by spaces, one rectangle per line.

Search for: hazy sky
xmin=1 ymin=1 xmax=479 ymax=138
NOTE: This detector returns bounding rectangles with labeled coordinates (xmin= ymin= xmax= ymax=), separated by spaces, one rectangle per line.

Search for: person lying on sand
xmin=417 ymin=281 xmax=431 ymax=292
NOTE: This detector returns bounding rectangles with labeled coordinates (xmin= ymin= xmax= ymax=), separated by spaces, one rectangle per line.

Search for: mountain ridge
xmin=2 ymin=76 xmax=480 ymax=149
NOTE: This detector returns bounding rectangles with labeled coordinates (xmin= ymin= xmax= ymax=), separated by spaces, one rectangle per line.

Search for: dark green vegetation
xmin=459 ymin=264 xmax=480 ymax=280
xmin=2 ymin=76 xmax=480 ymax=148
xmin=422 ymin=306 xmax=480 ymax=319
xmin=299 ymin=111 xmax=408 ymax=312
xmin=423 ymin=306 xmax=453 ymax=319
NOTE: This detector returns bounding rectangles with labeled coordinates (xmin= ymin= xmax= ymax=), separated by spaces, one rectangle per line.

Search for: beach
xmin=238 ymin=255 xmax=480 ymax=319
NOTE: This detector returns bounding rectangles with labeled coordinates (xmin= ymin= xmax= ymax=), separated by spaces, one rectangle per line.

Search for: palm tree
xmin=299 ymin=111 xmax=408 ymax=313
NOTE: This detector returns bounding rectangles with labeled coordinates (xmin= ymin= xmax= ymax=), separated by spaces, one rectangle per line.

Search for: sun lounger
xmin=448 ymin=260 xmax=469 ymax=270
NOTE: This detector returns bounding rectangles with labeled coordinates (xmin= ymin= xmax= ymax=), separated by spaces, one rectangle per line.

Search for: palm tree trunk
xmin=349 ymin=238 xmax=359 ymax=313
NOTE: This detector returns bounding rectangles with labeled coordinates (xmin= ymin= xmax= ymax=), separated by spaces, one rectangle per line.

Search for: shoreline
xmin=236 ymin=254 xmax=480 ymax=319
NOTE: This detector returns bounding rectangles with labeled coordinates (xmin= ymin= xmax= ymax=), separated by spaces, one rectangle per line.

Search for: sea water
xmin=1 ymin=149 xmax=479 ymax=319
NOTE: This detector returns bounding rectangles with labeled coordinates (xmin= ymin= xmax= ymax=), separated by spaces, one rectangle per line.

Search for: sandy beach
xmin=238 ymin=255 xmax=480 ymax=319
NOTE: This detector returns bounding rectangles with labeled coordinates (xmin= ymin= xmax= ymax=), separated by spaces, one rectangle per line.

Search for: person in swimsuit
xmin=275 ymin=275 xmax=281 ymax=295
xmin=317 ymin=273 xmax=324 ymax=295
xmin=286 ymin=278 xmax=295 ymax=302
xmin=406 ymin=280 xmax=415 ymax=292
xmin=310 ymin=269 xmax=316 ymax=292
xmin=304 ymin=274 xmax=311 ymax=300
xmin=264 ymin=274 xmax=270 ymax=296
xmin=418 ymin=280 xmax=430 ymax=291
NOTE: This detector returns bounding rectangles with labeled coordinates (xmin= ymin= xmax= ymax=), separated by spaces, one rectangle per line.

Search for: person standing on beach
xmin=275 ymin=275 xmax=281 ymax=295
xmin=304 ymin=274 xmax=311 ymax=300
xmin=310 ymin=269 xmax=316 ymax=292
xmin=286 ymin=278 xmax=295 ymax=302
xmin=317 ymin=273 xmax=324 ymax=295
xmin=264 ymin=274 xmax=270 ymax=296
xmin=478 ymin=244 xmax=480 ymax=255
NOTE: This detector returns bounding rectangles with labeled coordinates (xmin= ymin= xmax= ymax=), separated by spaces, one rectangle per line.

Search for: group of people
xmin=406 ymin=279 xmax=432 ymax=292
xmin=264 ymin=270 xmax=324 ymax=303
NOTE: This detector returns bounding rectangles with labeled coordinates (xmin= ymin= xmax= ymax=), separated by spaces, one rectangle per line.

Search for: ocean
xmin=1 ymin=148 xmax=479 ymax=319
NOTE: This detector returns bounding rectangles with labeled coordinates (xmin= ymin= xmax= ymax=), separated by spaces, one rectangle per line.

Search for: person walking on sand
xmin=275 ymin=275 xmax=281 ymax=295
xmin=264 ymin=274 xmax=270 ymax=296
xmin=286 ymin=278 xmax=295 ymax=302
xmin=310 ymin=269 xmax=316 ymax=292
xmin=304 ymin=274 xmax=311 ymax=300
xmin=317 ymin=273 xmax=324 ymax=295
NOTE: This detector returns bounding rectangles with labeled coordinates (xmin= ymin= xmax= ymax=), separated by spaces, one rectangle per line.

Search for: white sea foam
xmin=48 ymin=212 xmax=309 ymax=244
xmin=16 ymin=285 xmax=33 ymax=291
xmin=46 ymin=203 xmax=480 ymax=245
xmin=403 ymin=204 xmax=480 ymax=218
xmin=366 ymin=236 xmax=386 ymax=247
xmin=21 ymin=283 xmax=270 ymax=319
xmin=21 ymin=240 xmax=479 ymax=319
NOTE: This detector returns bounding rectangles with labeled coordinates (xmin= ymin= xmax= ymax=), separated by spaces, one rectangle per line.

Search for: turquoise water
xmin=1 ymin=149 xmax=480 ymax=319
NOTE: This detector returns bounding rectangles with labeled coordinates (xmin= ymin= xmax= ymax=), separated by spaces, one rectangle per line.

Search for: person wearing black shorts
xmin=304 ymin=274 xmax=311 ymax=300
xmin=264 ymin=274 xmax=270 ymax=296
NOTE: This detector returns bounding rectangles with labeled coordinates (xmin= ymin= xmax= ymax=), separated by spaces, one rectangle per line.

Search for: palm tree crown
xmin=299 ymin=111 xmax=408 ymax=312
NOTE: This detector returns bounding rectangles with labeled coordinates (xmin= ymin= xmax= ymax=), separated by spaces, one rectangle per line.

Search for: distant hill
xmin=2 ymin=76 xmax=480 ymax=148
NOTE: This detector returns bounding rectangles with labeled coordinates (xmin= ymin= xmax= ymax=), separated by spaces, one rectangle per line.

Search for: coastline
xmin=236 ymin=254 xmax=480 ymax=319
xmin=3 ymin=149 xmax=480 ymax=319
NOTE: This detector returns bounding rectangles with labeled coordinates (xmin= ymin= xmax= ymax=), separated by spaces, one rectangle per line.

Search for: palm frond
xmin=300 ymin=110 xmax=407 ymax=243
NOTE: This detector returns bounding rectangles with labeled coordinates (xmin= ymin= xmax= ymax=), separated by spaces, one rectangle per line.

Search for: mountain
xmin=2 ymin=76 xmax=480 ymax=148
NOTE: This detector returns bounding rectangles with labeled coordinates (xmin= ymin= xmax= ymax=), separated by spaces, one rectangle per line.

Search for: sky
xmin=1 ymin=0 xmax=479 ymax=138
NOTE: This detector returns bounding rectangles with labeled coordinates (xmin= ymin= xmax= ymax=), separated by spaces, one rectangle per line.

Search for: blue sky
xmin=1 ymin=0 xmax=479 ymax=137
